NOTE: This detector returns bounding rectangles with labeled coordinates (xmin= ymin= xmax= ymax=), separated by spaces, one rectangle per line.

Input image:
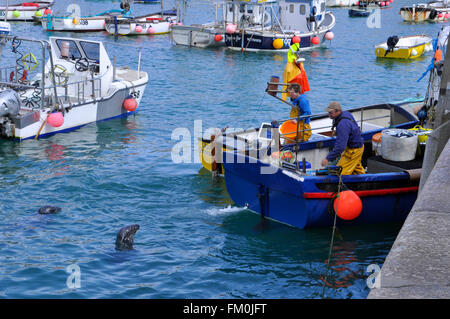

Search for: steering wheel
xmin=75 ymin=57 xmax=90 ymax=72
xmin=52 ymin=64 xmax=68 ymax=85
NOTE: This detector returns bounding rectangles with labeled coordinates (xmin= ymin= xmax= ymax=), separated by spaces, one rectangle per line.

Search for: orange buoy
xmin=333 ymin=190 xmax=362 ymax=220
xmin=311 ymin=36 xmax=320 ymax=45
xmin=123 ymin=97 xmax=138 ymax=112
xmin=214 ymin=34 xmax=223 ymax=42
xmin=434 ymin=49 xmax=442 ymax=64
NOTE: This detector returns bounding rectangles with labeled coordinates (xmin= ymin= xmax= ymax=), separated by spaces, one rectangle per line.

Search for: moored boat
xmin=356 ymin=0 xmax=394 ymax=9
xmin=0 ymin=35 xmax=148 ymax=140
xmin=105 ymin=9 xmax=177 ymax=35
xmin=199 ymin=98 xmax=422 ymax=175
xmin=348 ymin=7 xmax=371 ymax=17
xmin=0 ymin=1 xmax=53 ymax=21
xmin=327 ymin=0 xmax=358 ymax=7
xmin=374 ymin=35 xmax=433 ymax=59
xmin=400 ymin=1 xmax=450 ymax=22
xmin=40 ymin=9 xmax=128 ymax=32
xmin=224 ymin=0 xmax=336 ymax=52
xmin=171 ymin=0 xmax=228 ymax=48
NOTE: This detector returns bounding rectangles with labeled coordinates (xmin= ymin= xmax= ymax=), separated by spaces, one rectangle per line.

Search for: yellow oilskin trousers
xmin=337 ymin=145 xmax=365 ymax=175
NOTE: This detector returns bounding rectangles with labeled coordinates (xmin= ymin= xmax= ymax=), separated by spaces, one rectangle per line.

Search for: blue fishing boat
xmin=218 ymin=99 xmax=424 ymax=229
xmin=224 ymin=0 xmax=336 ymax=52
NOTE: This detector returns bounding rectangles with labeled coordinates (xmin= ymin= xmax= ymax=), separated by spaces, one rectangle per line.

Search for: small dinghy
xmin=374 ymin=35 xmax=433 ymax=59
xmin=348 ymin=8 xmax=371 ymax=17
xmin=105 ymin=9 xmax=177 ymax=35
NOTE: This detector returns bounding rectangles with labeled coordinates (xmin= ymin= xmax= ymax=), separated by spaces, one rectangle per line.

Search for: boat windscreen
xmin=79 ymin=41 xmax=100 ymax=62
xmin=55 ymin=39 xmax=82 ymax=60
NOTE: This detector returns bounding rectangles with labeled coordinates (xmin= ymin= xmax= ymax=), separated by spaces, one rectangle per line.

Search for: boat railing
xmin=46 ymin=76 xmax=103 ymax=107
xmin=276 ymin=111 xmax=393 ymax=142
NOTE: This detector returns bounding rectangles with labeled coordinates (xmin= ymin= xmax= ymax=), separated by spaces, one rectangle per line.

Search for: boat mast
xmin=4 ymin=0 xmax=8 ymax=22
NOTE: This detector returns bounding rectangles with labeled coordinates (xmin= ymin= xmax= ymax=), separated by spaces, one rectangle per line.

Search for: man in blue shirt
xmin=288 ymin=83 xmax=312 ymax=142
xmin=321 ymin=101 xmax=365 ymax=175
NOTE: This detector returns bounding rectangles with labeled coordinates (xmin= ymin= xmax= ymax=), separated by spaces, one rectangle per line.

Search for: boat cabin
xmin=280 ymin=0 xmax=326 ymax=32
xmin=44 ymin=37 xmax=113 ymax=99
xmin=224 ymin=0 xmax=275 ymax=27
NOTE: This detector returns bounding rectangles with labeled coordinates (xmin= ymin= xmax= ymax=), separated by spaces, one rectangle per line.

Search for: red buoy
xmin=123 ymin=98 xmax=138 ymax=112
xmin=333 ymin=190 xmax=362 ymax=220
xmin=292 ymin=35 xmax=301 ymax=44
xmin=214 ymin=34 xmax=223 ymax=42
xmin=311 ymin=36 xmax=320 ymax=45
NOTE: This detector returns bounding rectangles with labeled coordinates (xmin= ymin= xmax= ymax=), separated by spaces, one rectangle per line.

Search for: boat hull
xmin=375 ymin=36 xmax=432 ymax=59
xmin=105 ymin=16 xmax=176 ymax=35
xmin=225 ymin=12 xmax=335 ymax=52
xmin=400 ymin=8 xmax=431 ymax=22
xmin=171 ymin=24 xmax=225 ymax=48
xmin=223 ymin=153 xmax=418 ymax=229
xmin=13 ymin=82 xmax=147 ymax=140
xmin=0 ymin=1 xmax=53 ymax=21
xmin=41 ymin=17 xmax=107 ymax=31
xmin=348 ymin=8 xmax=371 ymax=17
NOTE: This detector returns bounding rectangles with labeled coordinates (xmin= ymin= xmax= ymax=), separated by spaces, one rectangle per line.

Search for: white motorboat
xmin=171 ymin=0 xmax=229 ymax=48
xmin=0 ymin=35 xmax=148 ymax=140
xmin=40 ymin=9 xmax=128 ymax=32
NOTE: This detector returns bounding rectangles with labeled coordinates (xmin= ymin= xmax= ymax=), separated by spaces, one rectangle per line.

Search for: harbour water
xmin=0 ymin=0 xmax=444 ymax=298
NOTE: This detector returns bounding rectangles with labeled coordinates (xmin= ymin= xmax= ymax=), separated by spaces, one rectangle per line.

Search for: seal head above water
xmin=115 ymin=224 xmax=140 ymax=250
xmin=38 ymin=206 xmax=62 ymax=214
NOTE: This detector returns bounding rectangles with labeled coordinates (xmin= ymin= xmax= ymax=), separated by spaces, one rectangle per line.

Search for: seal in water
xmin=115 ymin=224 xmax=140 ymax=250
xmin=38 ymin=206 xmax=62 ymax=214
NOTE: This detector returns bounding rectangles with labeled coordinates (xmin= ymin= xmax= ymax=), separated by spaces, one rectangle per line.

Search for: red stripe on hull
xmin=303 ymin=186 xmax=419 ymax=199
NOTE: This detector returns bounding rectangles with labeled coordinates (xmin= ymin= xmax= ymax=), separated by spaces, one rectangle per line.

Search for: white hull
xmin=0 ymin=36 xmax=149 ymax=140
xmin=400 ymin=2 xmax=450 ymax=22
xmin=0 ymin=1 xmax=53 ymax=21
xmin=326 ymin=0 xmax=358 ymax=7
xmin=41 ymin=17 xmax=107 ymax=31
xmin=171 ymin=24 xmax=225 ymax=48
xmin=15 ymin=82 xmax=147 ymax=140
xmin=105 ymin=15 xmax=176 ymax=35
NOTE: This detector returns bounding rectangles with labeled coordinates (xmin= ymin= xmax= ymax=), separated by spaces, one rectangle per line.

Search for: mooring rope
xmin=321 ymin=168 xmax=344 ymax=298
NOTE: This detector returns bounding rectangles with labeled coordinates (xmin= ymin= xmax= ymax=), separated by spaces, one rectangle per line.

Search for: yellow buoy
xmin=272 ymin=38 xmax=283 ymax=50
xmin=72 ymin=17 xmax=79 ymax=25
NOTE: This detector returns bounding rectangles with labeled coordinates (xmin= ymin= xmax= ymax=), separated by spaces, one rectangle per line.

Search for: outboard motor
xmin=385 ymin=35 xmax=399 ymax=56
xmin=0 ymin=89 xmax=21 ymax=137
xmin=0 ymin=89 xmax=20 ymax=117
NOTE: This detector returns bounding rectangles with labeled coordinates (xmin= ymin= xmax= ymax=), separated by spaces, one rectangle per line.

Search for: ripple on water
xmin=0 ymin=0 xmax=435 ymax=298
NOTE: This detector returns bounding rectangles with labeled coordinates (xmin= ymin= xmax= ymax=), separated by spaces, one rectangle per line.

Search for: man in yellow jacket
xmin=282 ymin=36 xmax=310 ymax=101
